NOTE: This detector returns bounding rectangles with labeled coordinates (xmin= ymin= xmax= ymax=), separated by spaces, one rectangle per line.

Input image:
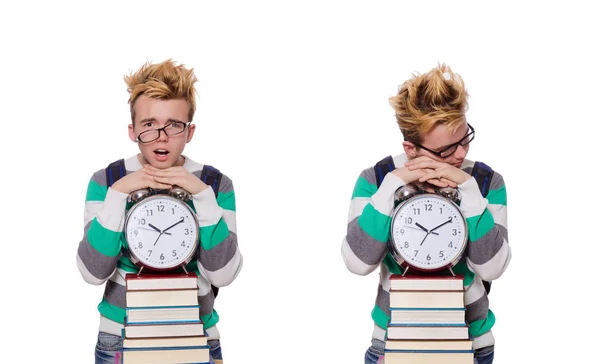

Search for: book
xmin=387 ymin=324 xmax=469 ymax=340
xmin=122 ymin=345 xmax=210 ymax=364
xmin=390 ymin=275 xmax=464 ymax=291
xmin=390 ymin=308 xmax=465 ymax=324
xmin=123 ymin=322 xmax=204 ymax=338
xmin=125 ymin=273 xmax=198 ymax=291
xmin=389 ymin=290 xmax=464 ymax=308
xmin=123 ymin=335 xmax=208 ymax=349
xmin=384 ymin=350 xmax=474 ymax=364
xmin=385 ymin=339 xmax=472 ymax=351
xmin=126 ymin=305 xmax=201 ymax=324
xmin=126 ymin=288 xmax=199 ymax=307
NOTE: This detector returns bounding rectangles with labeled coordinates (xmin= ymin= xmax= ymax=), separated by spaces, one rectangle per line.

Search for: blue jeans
xmin=364 ymin=338 xmax=494 ymax=364
xmin=95 ymin=331 xmax=221 ymax=364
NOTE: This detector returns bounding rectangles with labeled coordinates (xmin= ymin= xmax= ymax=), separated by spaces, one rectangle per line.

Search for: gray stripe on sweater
xmin=198 ymin=291 xmax=215 ymax=316
xmin=346 ymin=216 xmax=387 ymax=265
xmin=198 ymin=232 xmax=238 ymax=272
xmin=465 ymin=293 xmax=489 ymax=323
xmin=375 ymin=284 xmax=390 ymax=315
xmin=104 ymin=280 xmax=126 ymax=308
xmin=468 ymin=225 xmax=507 ymax=264
xmin=77 ymin=222 xmax=121 ymax=280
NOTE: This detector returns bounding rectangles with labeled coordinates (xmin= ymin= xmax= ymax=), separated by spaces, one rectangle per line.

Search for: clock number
xmin=413 ymin=208 xmax=420 ymax=215
xmin=172 ymin=250 xmax=177 ymax=257
xmin=181 ymin=241 xmax=186 ymax=247
xmin=439 ymin=251 xmax=444 ymax=258
xmin=184 ymin=228 xmax=189 ymax=235
xmin=425 ymin=204 xmax=432 ymax=211
xmin=140 ymin=218 xmax=146 ymax=225
xmin=448 ymin=242 xmax=453 ymax=248
xmin=404 ymin=241 xmax=409 ymax=248
xmin=157 ymin=205 xmax=165 ymax=212
xmin=160 ymin=253 xmax=165 ymax=260
xmin=405 ymin=217 xmax=413 ymax=224
xmin=452 ymin=229 xmax=457 ymax=236
xmin=138 ymin=242 xmax=143 ymax=249
xmin=134 ymin=230 xmax=138 ymax=236
xmin=414 ymin=250 xmax=419 ymax=257
xmin=439 ymin=207 xmax=443 ymax=214
xmin=147 ymin=250 xmax=152 ymax=256
xmin=400 ymin=229 xmax=405 ymax=235
xmin=172 ymin=208 xmax=175 ymax=214
xmin=146 ymin=209 xmax=153 ymax=216
xmin=426 ymin=254 xmax=431 ymax=261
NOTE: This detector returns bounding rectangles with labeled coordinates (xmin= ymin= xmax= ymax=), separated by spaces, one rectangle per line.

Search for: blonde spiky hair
xmin=124 ymin=59 xmax=198 ymax=123
xmin=389 ymin=63 xmax=469 ymax=144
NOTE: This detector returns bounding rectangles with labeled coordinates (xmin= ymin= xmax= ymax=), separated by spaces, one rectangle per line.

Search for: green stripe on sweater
xmin=86 ymin=180 xmax=107 ymax=202
xmin=88 ymin=219 xmax=123 ymax=256
xmin=200 ymin=220 xmax=230 ymax=250
xmin=352 ymin=176 xmax=377 ymax=199
xmin=371 ymin=304 xmax=390 ymax=329
xmin=466 ymin=209 xmax=495 ymax=242
xmin=468 ymin=309 xmax=496 ymax=337
xmin=486 ymin=185 xmax=506 ymax=206
xmin=217 ymin=191 xmax=236 ymax=211
xmin=358 ymin=204 xmax=391 ymax=243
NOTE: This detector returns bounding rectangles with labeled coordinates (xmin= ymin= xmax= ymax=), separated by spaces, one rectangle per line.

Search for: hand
xmin=138 ymin=226 xmax=172 ymax=236
xmin=162 ymin=217 xmax=185 ymax=234
xmin=144 ymin=165 xmax=209 ymax=195
xmin=111 ymin=166 xmax=172 ymax=194
xmin=419 ymin=231 xmax=430 ymax=246
xmin=405 ymin=156 xmax=470 ymax=186
xmin=430 ymin=217 xmax=453 ymax=233
xmin=391 ymin=166 xmax=454 ymax=189
xmin=412 ymin=222 xmax=439 ymax=235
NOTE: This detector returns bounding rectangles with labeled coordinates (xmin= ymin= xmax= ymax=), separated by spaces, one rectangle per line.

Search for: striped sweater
xmin=76 ymin=155 xmax=242 ymax=339
xmin=341 ymin=154 xmax=510 ymax=350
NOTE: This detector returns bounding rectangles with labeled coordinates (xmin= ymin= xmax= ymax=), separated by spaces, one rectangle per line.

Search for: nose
xmin=453 ymin=144 xmax=467 ymax=159
xmin=156 ymin=127 xmax=169 ymax=142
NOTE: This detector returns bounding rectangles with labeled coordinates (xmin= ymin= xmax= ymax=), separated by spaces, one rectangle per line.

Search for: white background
xmin=1 ymin=1 xmax=598 ymax=362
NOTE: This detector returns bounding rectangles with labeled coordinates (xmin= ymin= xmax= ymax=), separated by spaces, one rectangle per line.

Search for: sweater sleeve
xmin=458 ymin=171 xmax=511 ymax=281
xmin=76 ymin=170 xmax=129 ymax=285
xmin=341 ymin=167 xmax=406 ymax=275
xmin=193 ymin=173 xmax=242 ymax=287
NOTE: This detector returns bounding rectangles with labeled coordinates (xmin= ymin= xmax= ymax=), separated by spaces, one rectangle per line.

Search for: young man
xmin=76 ymin=59 xmax=242 ymax=364
xmin=341 ymin=64 xmax=510 ymax=364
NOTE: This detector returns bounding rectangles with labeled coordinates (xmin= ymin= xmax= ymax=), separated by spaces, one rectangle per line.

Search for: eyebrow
xmin=138 ymin=118 xmax=185 ymax=125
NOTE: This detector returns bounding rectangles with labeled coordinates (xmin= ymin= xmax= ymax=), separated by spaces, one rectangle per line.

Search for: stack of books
xmin=384 ymin=274 xmax=473 ymax=364
xmin=121 ymin=273 xmax=211 ymax=364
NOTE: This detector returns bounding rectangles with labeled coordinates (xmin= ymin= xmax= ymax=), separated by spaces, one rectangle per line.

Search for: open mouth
xmin=154 ymin=149 xmax=169 ymax=157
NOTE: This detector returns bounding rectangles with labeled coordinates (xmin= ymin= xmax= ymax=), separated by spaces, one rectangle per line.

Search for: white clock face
xmin=124 ymin=195 xmax=198 ymax=270
xmin=390 ymin=194 xmax=467 ymax=271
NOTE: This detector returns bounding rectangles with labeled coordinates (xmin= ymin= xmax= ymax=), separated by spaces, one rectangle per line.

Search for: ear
xmin=186 ymin=123 xmax=196 ymax=143
xmin=128 ymin=124 xmax=137 ymax=142
xmin=403 ymin=141 xmax=418 ymax=159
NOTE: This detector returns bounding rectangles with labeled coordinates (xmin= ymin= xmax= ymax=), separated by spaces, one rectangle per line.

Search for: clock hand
xmin=404 ymin=225 xmax=439 ymax=236
xmin=148 ymin=223 xmax=163 ymax=233
xmin=415 ymin=222 xmax=429 ymax=233
xmin=153 ymin=232 xmax=164 ymax=246
xmin=137 ymin=226 xmax=172 ymax=236
xmin=419 ymin=232 xmax=431 ymax=246
xmin=429 ymin=217 xmax=453 ymax=233
xmin=162 ymin=217 xmax=185 ymax=234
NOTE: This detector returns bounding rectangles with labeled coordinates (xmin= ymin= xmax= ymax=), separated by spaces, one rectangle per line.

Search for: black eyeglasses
xmin=136 ymin=121 xmax=191 ymax=143
xmin=412 ymin=123 xmax=475 ymax=158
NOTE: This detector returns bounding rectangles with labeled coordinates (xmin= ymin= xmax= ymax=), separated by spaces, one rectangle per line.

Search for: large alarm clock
xmin=389 ymin=184 xmax=468 ymax=273
xmin=123 ymin=187 xmax=199 ymax=272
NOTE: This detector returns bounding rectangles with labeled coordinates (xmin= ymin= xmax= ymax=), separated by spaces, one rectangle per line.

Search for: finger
xmin=152 ymin=175 xmax=182 ymax=186
xmin=425 ymin=178 xmax=448 ymax=188
xmin=440 ymin=178 xmax=457 ymax=188
xmin=406 ymin=160 xmax=442 ymax=171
